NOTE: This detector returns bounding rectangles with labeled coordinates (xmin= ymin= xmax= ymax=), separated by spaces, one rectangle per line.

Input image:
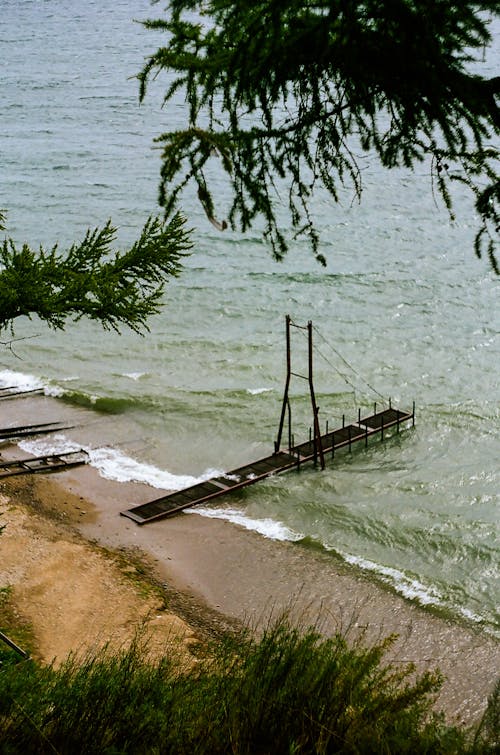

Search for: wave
xmin=0 ymin=368 xmax=275 ymax=415
xmin=190 ymin=506 xmax=305 ymax=542
xmin=188 ymin=505 xmax=445 ymax=603
xmin=0 ymin=368 xmax=157 ymax=413
xmin=59 ymin=392 xmax=140 ymax=413
xmin=246 ymin=271 xmax=379 ymax=284
xmin=18 ymin=435 xmax=224 ymax=492
xmin=337 ymin=550 xmax=493 ymax=630
xmin=0 ymin=369 xmax=45 ymax=392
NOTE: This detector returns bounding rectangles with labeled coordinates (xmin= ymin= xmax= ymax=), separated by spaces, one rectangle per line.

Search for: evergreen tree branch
xmin=140 ymin=0 xmax=499 ymax=269
xmin=0 ymin=213 xmax=191 ymax=334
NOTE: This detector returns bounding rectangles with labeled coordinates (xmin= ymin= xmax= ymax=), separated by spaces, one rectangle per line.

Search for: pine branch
xmin=140 ymin=0 xmax=499 ymax=270
xmin=0 ymin=213 xmax=191 ymax=334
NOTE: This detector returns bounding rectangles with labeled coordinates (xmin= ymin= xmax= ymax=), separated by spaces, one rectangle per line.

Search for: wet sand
xmin=1 ymin=395 xmax=499 ymax=726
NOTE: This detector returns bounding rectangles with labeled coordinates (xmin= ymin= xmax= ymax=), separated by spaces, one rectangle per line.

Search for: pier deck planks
xmin=0 ymin=451 xmax=88 ymax=479
xmin=121 ymin=407 xmax=414 ymax=525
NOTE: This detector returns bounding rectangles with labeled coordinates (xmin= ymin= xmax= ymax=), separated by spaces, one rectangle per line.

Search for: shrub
xmin=0 ymin=616 xmax=490 ymax=754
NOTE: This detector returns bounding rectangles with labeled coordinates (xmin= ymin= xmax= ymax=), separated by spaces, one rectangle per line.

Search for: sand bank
xmin=0 ymin=473 xmax=203 ymax=668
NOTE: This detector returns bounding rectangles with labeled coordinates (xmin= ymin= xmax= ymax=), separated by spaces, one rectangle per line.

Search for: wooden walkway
xmin=121 ymin=406 xmax=414 ymax=525
xmin=0 ymin=387 xmax=44 ymax=400
xmin=0 ymin=421 xmax=71 ymax=441
xmin=0 ymin=450 xmax=88 ymax=479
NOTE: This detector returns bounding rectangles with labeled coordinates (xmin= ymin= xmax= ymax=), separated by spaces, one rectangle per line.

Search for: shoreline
xmin=2 ymin=456 xmax=496 ymax=728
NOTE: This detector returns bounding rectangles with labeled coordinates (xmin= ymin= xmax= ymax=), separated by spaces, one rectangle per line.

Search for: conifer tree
xmin=139 ymin=0 xmax=499 ymax=270
xmin=0 ymin=212 xmax=191 ymax=334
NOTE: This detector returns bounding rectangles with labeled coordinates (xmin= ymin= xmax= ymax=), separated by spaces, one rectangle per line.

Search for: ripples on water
xmin=2 ymin=0 xmax=499 ymax=634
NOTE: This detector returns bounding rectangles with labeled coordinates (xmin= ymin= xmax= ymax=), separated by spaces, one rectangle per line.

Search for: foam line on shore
xmin=189 ymin=505 xmax=491 ymax=630
xmin=188 ymin=506 xmax=305 ymax=542
xmin=0 ymin=367 xmax=70 ymax=398
xmin=0 ymin=369 xmax=44 ymax=392
xmin=338 ymin=550 xmax=488 ymax=627
xmin=18 ymin=435 xmax=224 ymax=492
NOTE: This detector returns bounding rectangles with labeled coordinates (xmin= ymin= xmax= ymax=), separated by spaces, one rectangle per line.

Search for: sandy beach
xmin=0 ymin=436 xmax=498 ymax=728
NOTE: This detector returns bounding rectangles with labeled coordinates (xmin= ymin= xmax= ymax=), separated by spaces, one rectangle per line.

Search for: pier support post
xmin=308 ymin=321 xmax=325 ymax=470
xmin=275 ymin=315 xmax=292 ymax=453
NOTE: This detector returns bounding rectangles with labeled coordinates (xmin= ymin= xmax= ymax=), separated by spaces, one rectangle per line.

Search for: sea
xmin=2 ymin=1 xmax=499 ymax=636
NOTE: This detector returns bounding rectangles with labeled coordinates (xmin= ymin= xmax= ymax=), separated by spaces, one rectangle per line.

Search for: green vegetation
xmin=140 ymin=1 xmax=499 ymax=270
xmin=0 ymin=213 xmax=191 ymax=335
xmin=0 ymin=616 xmax=498 ymax=753
xmin=0 ymin=568 xmax=33 ymax=667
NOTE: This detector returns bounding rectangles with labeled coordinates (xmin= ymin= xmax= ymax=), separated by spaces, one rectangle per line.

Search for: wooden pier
xmin=121 ymin=406 xmax=414 ymax=525
xmin=0 ymin=386 xmax=44 ymax=400
xmin=122 ymin=317 xmax=416 ymax=526
xmin=0 ymin=450 xmax=88 ymax=479
xmin=0 ymin=421 xmax=72 ymax=441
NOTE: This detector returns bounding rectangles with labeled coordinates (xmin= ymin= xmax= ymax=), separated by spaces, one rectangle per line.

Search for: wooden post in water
xmin=287 ymin=399 xmax=292 ymax=451
xmin=308 ymin=321 xmax=325 ymax=470
xmin=275 ymin=315 xmax=292 ymax=453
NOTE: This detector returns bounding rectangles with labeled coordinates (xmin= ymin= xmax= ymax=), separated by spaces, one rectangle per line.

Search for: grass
xmin=0 ymin=587 xmax=34 ymax=663
xmin=0 ymin=615 xmax=498 ymax=754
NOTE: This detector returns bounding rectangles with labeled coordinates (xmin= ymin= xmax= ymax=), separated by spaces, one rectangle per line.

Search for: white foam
xmin=0 ymin=368 xmax=66 ymax=398
xmin=18 ymin=435 xmax=82 ymax=457
xmin=0 ymin=369 xmax=44 ymax=392
xmin=87 ymin=447 xmax=203 ymax=489
xmin=123 ymin=372 xmax=146 ymax=381
xmin=43 ymin=384 xmax=66 ymax=398
xmin=456 ymin=605 xmax=488 ymax=626
xmin=247 ymin=387 xmax=273 ymax=395
xmin=339 ymin=552 xmax=489 ymax=628
xmin=188 ymin=506 xmax=304 ymax=542
xmin=18 ymin=435 xmax=222 ymax=491
xmin=339 ymin=550 xmax=443 ymax=605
